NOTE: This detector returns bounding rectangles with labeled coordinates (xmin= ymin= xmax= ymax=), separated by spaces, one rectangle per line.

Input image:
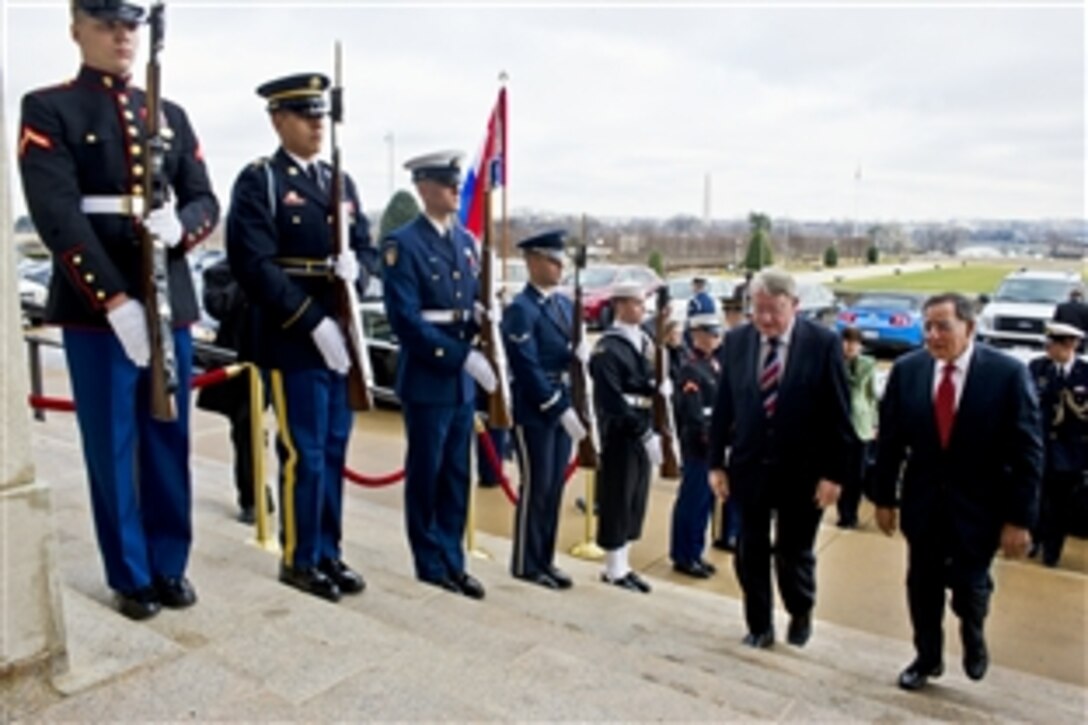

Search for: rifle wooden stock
xmin=329 ymin=41 xmax=373 ymax=412
xmin=141 ymin=1 xmax=177 ymax=422
xmin=653 ymin=286 xmax=681 ymax=479
xmin=478 ymin=189 xmax=512 ymax=429
xmin=570 ymin=241 xmax=598 ymax=468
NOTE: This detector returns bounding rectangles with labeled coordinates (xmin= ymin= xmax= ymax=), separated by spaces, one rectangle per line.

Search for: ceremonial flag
xmin=459 ymin=87 xmax=507 ymax=238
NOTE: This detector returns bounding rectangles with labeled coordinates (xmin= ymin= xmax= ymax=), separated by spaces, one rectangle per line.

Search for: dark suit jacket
xmin=708 ymin=317 xmax=854 ymax=504
xmin=873 ymin=344 xmax=1043 ymax=561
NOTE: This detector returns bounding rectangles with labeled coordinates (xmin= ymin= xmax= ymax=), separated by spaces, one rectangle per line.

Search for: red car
xmin=562 ymin=264 xmax=663 ymax=329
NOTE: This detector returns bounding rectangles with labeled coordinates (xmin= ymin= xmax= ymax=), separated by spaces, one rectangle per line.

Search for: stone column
xmin=0 ymin=58 xmax=68 ymax=707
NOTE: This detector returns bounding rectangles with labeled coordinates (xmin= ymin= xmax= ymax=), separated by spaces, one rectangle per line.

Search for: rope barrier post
xmin=466 ymin=415 xmax=492 ymax=560
xmin=27 ymin=337 xmax=45 ymax=422
xmin=569 ymin=468 xmax=604 ymax=560
xmin=246 ymin=363 xmax=277 ymax=553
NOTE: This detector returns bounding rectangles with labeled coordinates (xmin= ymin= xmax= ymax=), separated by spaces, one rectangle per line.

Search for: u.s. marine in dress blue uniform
xmin=502 ymin=230 xmax=585 ymax=591
xmin=382 ymin=151 xmax=489 ymax=600
xmin=17 ymin=0 xmax=218 ymax=620
xmin=226 ymin=73 xmax=370 ymax=602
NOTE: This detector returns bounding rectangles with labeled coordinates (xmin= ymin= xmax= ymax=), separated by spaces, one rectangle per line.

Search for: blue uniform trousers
xmin=402 ymin=401 xmax=473 ymax=581
xmin=63 ymin=327 xmax=193 ymax=594
xmin=669 ymin=458 xmax=715 ymax=565
xmin=268 ymin=368 xmax=351 ymax=569
xmin=511 ymin=422 xmax=572 ymax=578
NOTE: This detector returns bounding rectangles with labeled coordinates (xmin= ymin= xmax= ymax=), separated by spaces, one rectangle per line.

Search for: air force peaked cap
xmin=517 ymin=229 xmax=567 ymax=262
xmin=1045 ymin=321 xmax=1085 ymax=340
xmin=404 ymin=150 xmax=464 ymax=187
xmin=257 ymin=73 xmax=330 ymax=117
xmin=73 ymin=0 xmax=145 ymax=23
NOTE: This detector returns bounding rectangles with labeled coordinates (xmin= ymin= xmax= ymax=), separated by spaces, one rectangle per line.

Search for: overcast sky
xmin=3 ymin=0 xmax=1085 ymax=223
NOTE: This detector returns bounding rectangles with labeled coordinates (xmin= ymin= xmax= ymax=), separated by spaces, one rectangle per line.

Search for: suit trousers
xmin=64 ymin=327 xmax=193 ymax=594
xmin=402 ymin=401 xmax=474 ymax=582
xmin=734 ymin=467 xmax=823 ymax=635
xmin=905 ymin=518 xmax=994 ymax=667
xmin=269 ymin=368 xmax=351 ymax=569
xmin=511 ymin=422 xmax=572 ymax=577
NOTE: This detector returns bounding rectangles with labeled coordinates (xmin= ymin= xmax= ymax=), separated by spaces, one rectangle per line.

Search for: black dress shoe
xmin=237 ymin=506 xmax=256 ymax=525
xmin=962 ymin=642 xmax=989 ymax=681
xmin=898 ymin=659 xmax=944 ymax=691
xmin=698 ymin=559 xmax=717 ymax=575
xmin=279 ymin=564 xmax=341 ymax=602
xmin=454 ymin=571 xmax=486 ymax=600
xmin=626 ymin=571 xmax=652 ymax=593
xmin=421 ymin=576 xmax=461 ymax=593
xmin=116 ymin=587 xmax=161 ymax=621
xmin=516 ymin=571 xmax=560 ymax=590
xmin=787 ymin=613 xmax=812 ymax=647
xmin=742 ymin=629 xmax=775 ymax=649
xmin=320 ymin=559 xmax=365 ymax=594
xmin=601 ymin=572 xmax=642 ymax=592
xmin=547 ymin=566 xmax=573 ymax=589
xmin=712 ymin=538 xmax=737 ymax=553
xmin=673 ymin=560 xmax=711 ymax=579
xmin=154 ymin=576 xmax=197 ymax=608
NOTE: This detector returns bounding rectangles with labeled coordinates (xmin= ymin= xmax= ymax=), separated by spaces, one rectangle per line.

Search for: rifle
xmin=477 ymin=184 xmax=512 ymax=429
xmin=569 ymin=233 xmax=599 ymax=468
xmin=329 ymin=41 xmax=374 ymax=412
xmin=140 ymin=0 xmax=177 ymax=422
xmin=653 ymin=285 xmax=681 ymax=479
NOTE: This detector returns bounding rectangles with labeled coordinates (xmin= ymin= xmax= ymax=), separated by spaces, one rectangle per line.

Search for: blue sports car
xmin=835 ymin=292 xmax=925 ymax=354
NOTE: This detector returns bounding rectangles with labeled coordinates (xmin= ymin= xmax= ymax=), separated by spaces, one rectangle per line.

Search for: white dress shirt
xmin=931 ymin=341 xmax=975 ymax=410
xmin=758 ymin=317 xmax=796 ymax=382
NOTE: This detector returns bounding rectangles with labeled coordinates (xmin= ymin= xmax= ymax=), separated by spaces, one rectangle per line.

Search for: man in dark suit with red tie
xmin=874 ymin=292 xmax=1043 ymax=691
xmin=708 ymin=269 xmax=854 ymax=649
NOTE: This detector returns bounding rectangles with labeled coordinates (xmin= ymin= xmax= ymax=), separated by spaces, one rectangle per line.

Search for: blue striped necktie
xmin=760 ymin=337 xmax=781 ymax=418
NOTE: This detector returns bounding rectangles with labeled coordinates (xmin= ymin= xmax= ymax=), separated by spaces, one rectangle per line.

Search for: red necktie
xmin=934 ymin=363 xmax=956 ymax=448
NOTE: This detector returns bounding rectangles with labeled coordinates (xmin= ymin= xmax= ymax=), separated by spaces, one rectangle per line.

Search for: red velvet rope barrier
xmin=28 ymin=366 xmax=239 ymax=414
xmin=476 ymin=428 xmax=581 ymax=507
xmin=343 ymin=466 xmax=405 ymax=487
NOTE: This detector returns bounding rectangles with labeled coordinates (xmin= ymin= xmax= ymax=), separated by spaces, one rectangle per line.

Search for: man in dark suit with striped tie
xmin=874 ymin=293 xmax=1043 ymax=691
xmin=708 ymin=269 xmax=854 ymax=649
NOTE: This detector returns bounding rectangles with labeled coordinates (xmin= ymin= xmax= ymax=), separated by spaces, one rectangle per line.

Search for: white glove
xmin=473 ymin=300 xmax=488 ymax=326
xmin=559 ymin=407 xmax=587 ymax=443
xmin=642 ymin=433 xmax=663 ymax=466
xmin=658 ymin=377 xmax=674 ymax=398
xmin=106 ymin=298 xmax=150 ymax=367
xmin=311 ymin=317 xmax=350 ymax=374
xmin=144 ymin=202 xmax=184 ymax=248
xmin=574 ymin=338 xmax=591 ymax=364
xmin=464 ymin=349 xmax=498 ymax=393
xmin=333 ymin=252 xmax=359 ymax=284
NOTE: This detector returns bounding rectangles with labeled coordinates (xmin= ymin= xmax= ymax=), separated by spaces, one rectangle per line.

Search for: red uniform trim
xmin=18 ymin=125 xmax=53 ymax=157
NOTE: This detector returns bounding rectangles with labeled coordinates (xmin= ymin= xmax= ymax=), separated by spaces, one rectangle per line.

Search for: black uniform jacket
xmin=226 ymin=148 xmax=371 ymax=371
xmin=19 ymin=65 xmax=219 ymax=327
xmin=1028 ymin=355 xmax=1088 ymax=473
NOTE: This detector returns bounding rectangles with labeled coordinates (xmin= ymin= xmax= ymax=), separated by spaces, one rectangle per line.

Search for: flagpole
xmin=499 ymin=70 xmax=509 ymax=283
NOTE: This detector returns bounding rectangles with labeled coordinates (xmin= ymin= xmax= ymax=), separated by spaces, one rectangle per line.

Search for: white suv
xmin=977 ymin=269 xmax=1083 ymax=349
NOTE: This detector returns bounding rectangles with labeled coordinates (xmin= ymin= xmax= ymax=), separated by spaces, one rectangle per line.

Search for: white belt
xmin=81 ymin=195 xmax=146 ymax=216
xmin=421 ymin=309 xmax=472 ymax=324
xmin=624 ymin=394 xmax=653 ymax=409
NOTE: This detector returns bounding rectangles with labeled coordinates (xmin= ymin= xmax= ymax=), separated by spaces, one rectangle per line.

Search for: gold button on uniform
xmin=133 ymin=164 xmax=144 ymax=176
xmin=84 ymin=273 xmax=95 ymax=283
xmin=131 ymin=144 xmax=142 ymax=156
xmin=96 ymin=290 xmax=106 ymax=300
xmin=436 ymin=348 xmax=445 ymax=358
xmin=102 ymin=76 xmax=113 ymax=88
xmin=73 ymin=255 xmax=83 ymax=265
xmin=132 ymin=185 xmax=144 ymax=196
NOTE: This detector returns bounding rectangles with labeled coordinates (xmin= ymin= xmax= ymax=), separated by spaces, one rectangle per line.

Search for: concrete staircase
xmin=11 ymin=422 xmax=1088 ymax=722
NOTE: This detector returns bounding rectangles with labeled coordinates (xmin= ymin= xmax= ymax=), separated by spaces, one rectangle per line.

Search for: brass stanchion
xmin=247 ymin=363 xmax=277 ymax=553
xmin=711 ymin=497 xmax=723 ymax=543
xmin=466 ymin=415 xmax=493 ymax=559
xmin=569 ymin=468 xmax=604 ymax=560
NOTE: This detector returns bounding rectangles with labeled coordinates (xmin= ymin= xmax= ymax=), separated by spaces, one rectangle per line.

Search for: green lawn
xmin=833 ymin=262 xmax=1085 ymax=295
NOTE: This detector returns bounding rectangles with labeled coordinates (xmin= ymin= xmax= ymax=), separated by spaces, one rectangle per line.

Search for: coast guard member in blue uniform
xmin=18 ymin=0 xmax=218 ymax=620
xmin=502 ymin=230 xmax=588 ymax=590
xmin=669 ymin=296 xmax=726 ymax=578
xmin=227 ymin=73 xmax=370 ymax=602
xmin=382 ymin=151 xmax=496 ymax=600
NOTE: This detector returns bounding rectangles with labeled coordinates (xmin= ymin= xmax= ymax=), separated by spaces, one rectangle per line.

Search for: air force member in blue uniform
xmin=18 ymin=0 xmax=219 ymax=620
xmin=227 ymin=73 xmax=369 ymax=602
xmin=502 ymin=230 xmax=588 ymax=590
xmin=382 ymin=151 xmax=496 ymax=600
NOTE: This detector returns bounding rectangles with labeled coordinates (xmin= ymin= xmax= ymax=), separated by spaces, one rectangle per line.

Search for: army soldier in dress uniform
xmin=17 ymin=0 xmax=218 ymax=620
xmin=590 ymin=283 xmax=663 ymax=593
xmin=502 ymin=230 xmax=588 ymax=590
xmin=226 ymin=73 xmax=369 ymax=602
xmin=382 ymin=151 xmax=495 ymax=600
xmin=669 ymin=296 xmax=724 ymax=578
xmin=1028 ymin=322 xmax=1088 ymax=567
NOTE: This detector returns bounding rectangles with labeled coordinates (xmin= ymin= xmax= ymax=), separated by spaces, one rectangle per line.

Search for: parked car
xmin=977 ymin=269 xmax=1083 ymax=349
xmin=665 ymin=275 xmax=742 ymax=323
xmin=561 ymin=264 xmax=663 ymax=329
xmin=359 ymin=300 xmax=400 ymax=405
xmin=836 ymin=292 xmax=925 ymax=354
xmin=796 ymin=282 xmax=839 ymax=326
